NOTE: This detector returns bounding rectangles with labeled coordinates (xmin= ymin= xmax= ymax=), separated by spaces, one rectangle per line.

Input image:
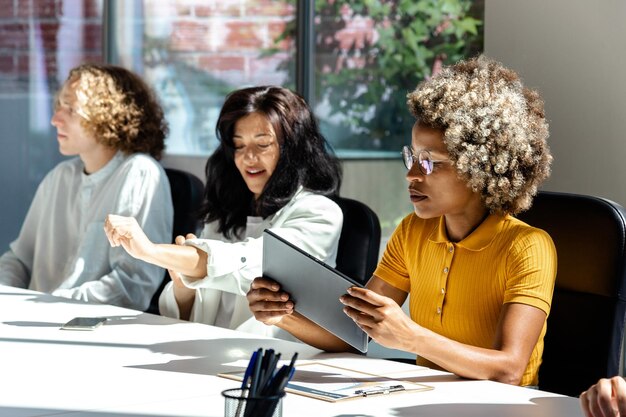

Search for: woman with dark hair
xmin=0 ymin=63 xmax=173 ymax=310
xmin=105 ymin=86 xmax=343 ymax=337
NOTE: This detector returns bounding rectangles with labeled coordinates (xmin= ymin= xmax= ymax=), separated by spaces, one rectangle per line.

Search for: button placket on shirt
xmin=80 ymin=179 xmax=94 ymax=233
xmin=437 ymin=243 xmax=455 ymax=319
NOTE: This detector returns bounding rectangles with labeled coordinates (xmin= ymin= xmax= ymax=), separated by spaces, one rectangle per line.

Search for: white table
xmin=0 ymin=285 xmax=583 ymax=417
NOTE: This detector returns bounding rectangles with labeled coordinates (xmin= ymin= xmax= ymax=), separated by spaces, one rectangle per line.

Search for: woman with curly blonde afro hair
xmin=0 ymin=63 xmax=173 ymax=311
xmin=246 ymin=56 xmax=557 ymax=388
xmin=406 ymin=55 xmax=552 ymax=214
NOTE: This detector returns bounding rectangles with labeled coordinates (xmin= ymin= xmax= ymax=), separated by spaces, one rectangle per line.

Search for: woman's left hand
xmin=340 ymin=286 xmax=418 ymax=352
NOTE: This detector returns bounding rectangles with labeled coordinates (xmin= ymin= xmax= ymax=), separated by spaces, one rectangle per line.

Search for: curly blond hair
xmin=63 ymin=63 xmax=168 ymax=159
xmin=407 ymin=55 xmax=552 ymax=214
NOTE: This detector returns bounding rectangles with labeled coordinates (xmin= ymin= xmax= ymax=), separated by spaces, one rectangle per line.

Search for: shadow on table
xmin=0 ymin=407 xmax=188 ymax=417
xmin=390 ymin=395 xmax=582 ymax=417
xmin=2 ymin=313 xmax=176 ymax=329
xmin=393 ymin=373 xmax=462 ymax=384
xmin=2 ymin=312 xmax=185 ymax=330
xmin=129 ymin=337 xmax=324 ymax=376
xmin=332 ymin=415 xmax=376 ymax=417
xmin=21 ymin=292 xmax=93 ymax=304
xmin=0 ymin=396 xmax=581 ymax=417
xmin=2 ymin=291 xmax=183 ymax=326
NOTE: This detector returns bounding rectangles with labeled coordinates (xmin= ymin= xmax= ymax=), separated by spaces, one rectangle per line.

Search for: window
xmin=0 ymin=0 xmax=103 ymax=250
xmin=0 ymin=0 xmax=484 ymax=250
xmin=110 ymin=0 xmax=483 ymax=158
xmin=309 ymin=0 xmax=484 ymax=158
xmin=109 ymin=0 xmax=296 ymax=155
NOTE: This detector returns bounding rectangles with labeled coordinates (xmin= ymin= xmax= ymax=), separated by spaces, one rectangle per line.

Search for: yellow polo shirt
xmin=375 ymin=213 xmax=557 ymax=386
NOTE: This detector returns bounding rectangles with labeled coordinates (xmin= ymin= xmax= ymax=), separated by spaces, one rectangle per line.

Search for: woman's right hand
xmin=104 ymin=214 xmax=153 ymax=260
xmin=247 ymin=277 xmax=294 ymax=326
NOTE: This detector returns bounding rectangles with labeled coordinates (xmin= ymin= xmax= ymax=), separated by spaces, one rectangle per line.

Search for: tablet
xmin=262 ymin=229 xmax=368 ymax=353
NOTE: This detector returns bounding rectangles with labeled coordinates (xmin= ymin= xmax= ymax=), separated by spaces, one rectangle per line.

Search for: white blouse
xmin=159 ymin=188 xmax=343 ymax=339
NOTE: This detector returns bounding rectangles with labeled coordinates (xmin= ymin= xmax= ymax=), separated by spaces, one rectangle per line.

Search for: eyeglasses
xmin=401 ymin=146 xmax=451 ymax=175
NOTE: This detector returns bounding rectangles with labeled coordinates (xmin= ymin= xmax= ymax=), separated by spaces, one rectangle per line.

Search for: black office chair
xmin=517 ymin=191 xmax=626 ymax=396
xmin=145 ymin=167 xmax=205 ymax=315
xmin=331 ymin=196 xmax=382 ymax=285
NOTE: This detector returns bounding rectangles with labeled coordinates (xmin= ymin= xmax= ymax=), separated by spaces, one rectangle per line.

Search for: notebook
xmin=262 ymin=229 xmax=368 ymax=353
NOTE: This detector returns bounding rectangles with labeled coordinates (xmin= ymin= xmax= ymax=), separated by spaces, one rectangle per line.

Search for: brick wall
xmin=0 ymin=0 xmax=102 ymax=94
xmin=0 ymin=0 xmax=294 ymax=94
xmin=163 ymin=0 xmax=294 ymax=87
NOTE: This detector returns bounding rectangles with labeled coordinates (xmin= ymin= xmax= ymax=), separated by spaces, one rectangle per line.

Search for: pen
xmin=354 ymin=384 xmax=405 ymax=397
xmin=241 ymin=349 xmax=259 ymax=389
xmin=248 ymin=348 xmax=264 ymax=396
xmin=258 ymin=362 xmax=296 ymax=417
xmin=243 ymin=348 xmax=266 ymax=417
xmin=238 ymin=349 xmax=262 ymax=417
xmin=261 ymin=352 xmax=297 ymax=396
xmin=259 ymin=352 xmax=280 ymax=394
xmin=258 ymin=349 xmax=274 ymax=392
xmin=287 ymin=351 xmax=298 ymax=369
xmin=262 ymin=364 xmax=287 ymax=396
xmin=267 ymin=352 xmax=281 ymax=381
xmin=282 ymin=366 xmax=295 ymax=390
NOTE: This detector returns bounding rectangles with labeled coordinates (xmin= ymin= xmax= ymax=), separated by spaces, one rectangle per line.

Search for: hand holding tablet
xmin=262 ymin=230 xmax=368 ymax=352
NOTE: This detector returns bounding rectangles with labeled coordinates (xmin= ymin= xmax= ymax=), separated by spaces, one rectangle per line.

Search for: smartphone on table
xmin=60 ymin=317 xmax=108 ymax=330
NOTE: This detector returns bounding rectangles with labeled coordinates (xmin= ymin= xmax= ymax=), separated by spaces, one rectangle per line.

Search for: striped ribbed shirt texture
xmin=375 ymin=213 xmax=557 ymax=386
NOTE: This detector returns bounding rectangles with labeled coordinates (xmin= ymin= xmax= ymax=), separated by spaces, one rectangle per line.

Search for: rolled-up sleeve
xmin=180 ymin=192 xmax=343 ymax=296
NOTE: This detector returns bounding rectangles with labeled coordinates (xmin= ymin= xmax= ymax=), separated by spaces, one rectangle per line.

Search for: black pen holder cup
xmin=222 ymin=388 xmax=284 ymax=417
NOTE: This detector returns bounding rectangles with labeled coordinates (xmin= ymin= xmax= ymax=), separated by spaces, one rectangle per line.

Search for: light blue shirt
xmin=0 ymin=152 xmax=173 ymax=310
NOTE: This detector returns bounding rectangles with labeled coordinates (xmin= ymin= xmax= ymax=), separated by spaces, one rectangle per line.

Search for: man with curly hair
xmin=247 ymin=55 xmax=557 ymax=387
xmin=0 ymin=64 xmax=173 ymax=310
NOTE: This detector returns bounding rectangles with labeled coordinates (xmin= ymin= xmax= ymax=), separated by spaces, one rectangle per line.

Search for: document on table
xmin=219 ymin=361 xmax=433 ymax=402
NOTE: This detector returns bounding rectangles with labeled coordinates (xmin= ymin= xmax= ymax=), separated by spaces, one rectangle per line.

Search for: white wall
xmin=485 ymin=0 xmax=626 ymax=205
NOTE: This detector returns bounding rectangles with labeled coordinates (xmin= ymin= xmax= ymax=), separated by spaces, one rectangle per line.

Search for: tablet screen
xmin=262 ymin=230 xmax=368 ymax=352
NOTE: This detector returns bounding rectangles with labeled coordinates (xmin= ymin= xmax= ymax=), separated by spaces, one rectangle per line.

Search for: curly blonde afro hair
xmin=407 ymin=55 xmax=552 ymax=214
xmin=63 ymin=63 xmax=168 ymax=160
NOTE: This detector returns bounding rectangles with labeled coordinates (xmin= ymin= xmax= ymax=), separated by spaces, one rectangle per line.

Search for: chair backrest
xmin=516 ymin=191 xmax=626 ymax=396
xmin=331 ymin=196 xmax=382 ymax=285
xmin=145 ymin=167 xmax=205 ymax=315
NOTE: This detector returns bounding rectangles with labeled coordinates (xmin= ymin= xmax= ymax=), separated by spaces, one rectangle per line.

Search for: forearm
xmin=0 ymin=250 xmax=30 ymax=288
xmin=278 ymin=312 xmax=356 ymax=353
xmin=349 ymin=279 xmax=541 ymax=385
xmin=52 ymin=262 xmax=163 ymax=310
xmin=409 ymin=326 xmax=526 ymax=385
xmin=173 ymin=280 xmax=196 ymax=320
xmin=141 ymin=243 xmax=207 ymax=279
xmin=413 ymin=303 xmax=548 ymax=385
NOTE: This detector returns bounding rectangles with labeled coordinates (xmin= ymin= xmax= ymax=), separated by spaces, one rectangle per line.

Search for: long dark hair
xmin=199 ymin=86 xmax=342 ymax=239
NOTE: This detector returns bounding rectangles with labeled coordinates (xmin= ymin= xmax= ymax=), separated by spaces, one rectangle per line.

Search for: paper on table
xmin=219 ymin=361 xmax=433 ymax=402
